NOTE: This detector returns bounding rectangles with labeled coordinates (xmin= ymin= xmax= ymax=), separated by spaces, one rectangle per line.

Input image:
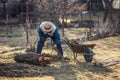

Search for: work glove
xmin=44 ymin=40 xmax=49 ymax=47
xmin=53 ymin=44 xmax=57 ymax=49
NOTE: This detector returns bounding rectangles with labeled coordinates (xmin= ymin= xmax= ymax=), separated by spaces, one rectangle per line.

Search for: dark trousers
xmin=36 ymin=40 xmax=63 ymax=56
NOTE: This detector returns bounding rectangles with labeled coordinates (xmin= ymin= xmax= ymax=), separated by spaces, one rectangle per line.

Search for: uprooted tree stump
xmin=14 ymin=52 xmax=52 ymax=66
xmin=14 ymin=52 xmax=70 ymax=66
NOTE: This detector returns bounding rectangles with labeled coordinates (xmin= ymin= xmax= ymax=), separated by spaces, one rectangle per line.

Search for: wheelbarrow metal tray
xmin=69 ymin=43 xmax=96 ymax=53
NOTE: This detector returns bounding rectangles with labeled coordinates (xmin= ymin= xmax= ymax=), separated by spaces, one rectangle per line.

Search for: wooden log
xmin=14 ymin=52 xmax=51 ymax=66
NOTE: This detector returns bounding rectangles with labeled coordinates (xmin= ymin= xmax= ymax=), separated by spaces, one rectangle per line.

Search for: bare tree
xmin=96 ymin=0 xmax=120 ymax=37
xmin=35 ymin=0 xmax=64 ymax=25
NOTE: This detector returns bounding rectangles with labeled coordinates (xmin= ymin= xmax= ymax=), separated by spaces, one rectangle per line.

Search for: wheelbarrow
xmin=62 ymin=37 xmax=96 ymax=62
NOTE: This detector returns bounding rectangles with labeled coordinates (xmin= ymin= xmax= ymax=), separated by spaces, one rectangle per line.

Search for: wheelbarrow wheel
xmin=83 ymin=47 xmax=94 ymax=62
xmin=83 ymin=55 xmax=93 ymax=62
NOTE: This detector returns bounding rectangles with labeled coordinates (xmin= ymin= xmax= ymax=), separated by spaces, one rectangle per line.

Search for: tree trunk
xmin=103 ymin=0 xmax=114 ymax=22
xmin=103 ymin=0 xmax=115 ymax=36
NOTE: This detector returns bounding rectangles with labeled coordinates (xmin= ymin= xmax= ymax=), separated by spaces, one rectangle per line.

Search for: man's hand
xmin=53 ymin=44 xmax=57 ymax=49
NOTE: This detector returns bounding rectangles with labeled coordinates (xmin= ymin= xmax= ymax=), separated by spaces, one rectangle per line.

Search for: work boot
xmin=58 ymin=54 xmax=64 ymax=61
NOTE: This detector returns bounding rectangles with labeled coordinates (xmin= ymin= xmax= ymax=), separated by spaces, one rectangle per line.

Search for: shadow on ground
xmin=76 ymin=61 xmax=113 ymax=74
xmin=0 ymin=63 xmax=49 ymax=77
xmin=0 ymin=60 xmax=113 ymax=80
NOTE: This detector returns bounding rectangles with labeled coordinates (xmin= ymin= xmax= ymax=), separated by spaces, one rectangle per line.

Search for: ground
xmin=0 ymin=27 xmax=120 ymax=80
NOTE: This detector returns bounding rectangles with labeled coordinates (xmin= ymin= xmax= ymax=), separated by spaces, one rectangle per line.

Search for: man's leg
xmin=51 ymin=37 xmax=63 ymax=56
xmin=36 ymin=40 xmax=44 ymax=54
xmin=57 ymin=43 xmax=63 ymax=56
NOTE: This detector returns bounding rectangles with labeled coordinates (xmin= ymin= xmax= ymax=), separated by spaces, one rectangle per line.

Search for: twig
xmin=104 ymin=61 xmax=120 ymax=67
xmin=101 ymin=57 xmax=112 ymax=63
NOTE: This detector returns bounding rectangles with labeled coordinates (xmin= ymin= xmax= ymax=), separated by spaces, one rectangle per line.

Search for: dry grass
xmin=0 ymin=27 xmax=120 ymax=80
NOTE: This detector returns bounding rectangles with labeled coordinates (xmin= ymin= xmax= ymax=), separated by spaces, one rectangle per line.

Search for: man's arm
xmin=52 ymin=29 xmax=61 ymax=45
xmin=37 ymin=28 xmax=46 ymax=41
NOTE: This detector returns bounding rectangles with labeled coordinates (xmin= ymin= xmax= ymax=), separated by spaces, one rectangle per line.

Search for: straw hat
xmin=40 ymin=21 xmax=55 ymax=33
